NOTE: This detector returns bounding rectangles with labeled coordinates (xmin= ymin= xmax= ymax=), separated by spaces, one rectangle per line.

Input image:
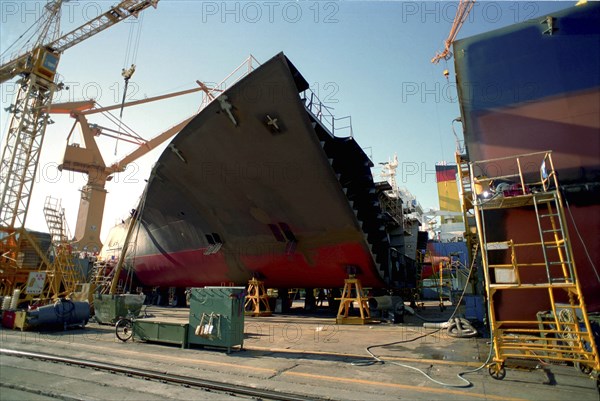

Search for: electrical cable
xmin=361 ymin=159 xmax=599 ymax=387
xmin=564 ymin=195 xmax=600 ymax=283
xmin=351 ymin=242 xmax=495 ymax=387
xmin=451 ymin=118 xmax=464 ymax=154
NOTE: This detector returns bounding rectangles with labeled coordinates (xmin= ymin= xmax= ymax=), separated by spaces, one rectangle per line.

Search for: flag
xmin=435 ymin=165 xmax=462 ymax=218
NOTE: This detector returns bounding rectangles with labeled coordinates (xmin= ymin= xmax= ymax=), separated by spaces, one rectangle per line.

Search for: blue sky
xmin=1 ymin=1 xmax=574 ymax=241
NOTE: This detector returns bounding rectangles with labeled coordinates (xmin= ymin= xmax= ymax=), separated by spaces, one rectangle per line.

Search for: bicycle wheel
xmin=115 ymin=318 xmax=133 ymax=342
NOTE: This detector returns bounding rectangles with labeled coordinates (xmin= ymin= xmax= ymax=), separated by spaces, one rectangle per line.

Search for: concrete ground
xmin=1 ymin=302 xmax=598 ymax=401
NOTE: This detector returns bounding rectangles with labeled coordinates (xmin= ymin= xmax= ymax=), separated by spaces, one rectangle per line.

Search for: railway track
xmin=0 ymin=348 xmax=325 ymax=401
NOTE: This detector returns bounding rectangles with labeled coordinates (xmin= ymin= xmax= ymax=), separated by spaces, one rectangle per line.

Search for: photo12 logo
xmin=401 ymin=81 xmax=457 ymax=104
xmin=399 ymin=80 xmax=541 ymax=105
xmin=399 ymin=161 xmax=438 ymax=185
xmin=400 ymin=1 xmax=540 ymax=24
xmin=1 ymin=1 xmax=109 ymax=25
xmin=200 ymin=1 xmax=340 ymax=24
xmin=1 ymin=80 xmax=142 ymax=105
xmin=36 ymin=161 xmax=141 ymax=185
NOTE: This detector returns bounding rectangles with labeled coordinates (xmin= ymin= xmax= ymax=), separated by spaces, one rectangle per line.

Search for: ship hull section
xmin=454 ymin=3 xmax=600 ymax=312
xmin=129 ymin=53 xmax=390 ymax=290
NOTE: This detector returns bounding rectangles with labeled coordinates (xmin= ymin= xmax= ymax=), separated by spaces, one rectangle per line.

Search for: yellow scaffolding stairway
xmin=43 ymin=196 xmax=82 ymax=299
xmin=90 ymin=260 xmax=117 ymax=295
xmin=469 ymin=151 xmax=599 ymax=380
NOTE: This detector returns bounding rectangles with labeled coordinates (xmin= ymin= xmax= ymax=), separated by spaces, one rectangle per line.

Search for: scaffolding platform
xmin=468 ymin=151 xmax=599 ymax=380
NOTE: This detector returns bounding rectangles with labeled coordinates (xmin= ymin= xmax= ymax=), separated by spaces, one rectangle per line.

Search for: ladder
xmin=90 ymin=260 xmax=116 ymax=295
xmin=532 ymin=192 xmax=574 ymax=284
xmin=43 ymin=196 xmax=82 ymax=299
xmin=470 ymin=151 xmax=599 ymax=380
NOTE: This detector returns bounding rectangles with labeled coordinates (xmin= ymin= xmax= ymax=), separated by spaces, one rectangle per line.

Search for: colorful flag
xmin=435 ymin=165 xmax=462 ymax=218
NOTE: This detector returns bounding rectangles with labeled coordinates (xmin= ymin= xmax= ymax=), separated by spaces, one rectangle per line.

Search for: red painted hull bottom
xmin=133 ymin=241 xmax=383 ymax=289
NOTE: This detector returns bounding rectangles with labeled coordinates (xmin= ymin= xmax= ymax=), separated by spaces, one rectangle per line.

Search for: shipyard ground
xmin=1 ymin=302 xmax=598 ymax=401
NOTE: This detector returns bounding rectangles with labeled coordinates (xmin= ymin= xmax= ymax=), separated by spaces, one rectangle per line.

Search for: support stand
xmin=336 ymin=276 xmax=372 ymax=324
xmin=244 ymin=278 xmax=272 ymax=316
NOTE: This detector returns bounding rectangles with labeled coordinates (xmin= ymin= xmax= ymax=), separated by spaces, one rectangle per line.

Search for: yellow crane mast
xmin=0 ymin=0 xmax=159 ymax=302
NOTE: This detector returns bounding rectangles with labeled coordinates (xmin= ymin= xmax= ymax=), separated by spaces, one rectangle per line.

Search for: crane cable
xmin=0 ymin=16 xmax=42 ymax=60
xmin=431 ymin=0 xmax=475 ymax=64
xmin=0 ymin=1 xmax=59 ymax=61
xmin=123 ymin=14 xmax=145 ymax=69
xmin=114 ymin=12 xmax=146 ymax=155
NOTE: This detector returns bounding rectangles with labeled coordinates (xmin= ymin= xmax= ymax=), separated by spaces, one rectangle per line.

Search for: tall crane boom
xmin=0 ymin=0 xmax=159 ymax=300
xmin=0 ymin=0 xmax=158 ymax=84
xmin=1 ymin=0 xmax=159 ymax=229
xmin=0 ymin=0 xmax=62 ymax=83
xmin=431 ymin=0 xmax=475 ymax=64
xmin=49 ymin=0 xmax=158 ymax=53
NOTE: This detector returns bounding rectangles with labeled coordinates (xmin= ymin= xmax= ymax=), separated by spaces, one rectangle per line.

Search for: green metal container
xmin=187 ymin=287 xmax=246 ymax=353
xmin=93 ymin=294 xmax=145 ymax=324
xmin=133 ymin=319 xmax=189 ymax=349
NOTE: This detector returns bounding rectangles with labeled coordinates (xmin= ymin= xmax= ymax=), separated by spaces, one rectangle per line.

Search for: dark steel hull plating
xmin=130 ymin=53 xmax=398 ymax=289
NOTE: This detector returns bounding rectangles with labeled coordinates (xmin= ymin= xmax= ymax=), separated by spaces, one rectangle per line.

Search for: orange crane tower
xmin=0 ymin=0 xmax=159 ymax=299
xmin=49 ymin=83 xmax=213 ymax=253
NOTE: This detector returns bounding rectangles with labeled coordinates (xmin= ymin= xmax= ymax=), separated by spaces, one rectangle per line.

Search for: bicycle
xmin=115 ymin=317 xmax=134 ymax=342
xmin=114 ymin=303 xmax=151 ymax=342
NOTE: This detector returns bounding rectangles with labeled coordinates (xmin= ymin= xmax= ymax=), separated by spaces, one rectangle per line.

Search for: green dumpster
xmin=187 ymin=287 xmax=245 ymax=353
xmin=93 ymin=294 xmax=145 ymax=324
